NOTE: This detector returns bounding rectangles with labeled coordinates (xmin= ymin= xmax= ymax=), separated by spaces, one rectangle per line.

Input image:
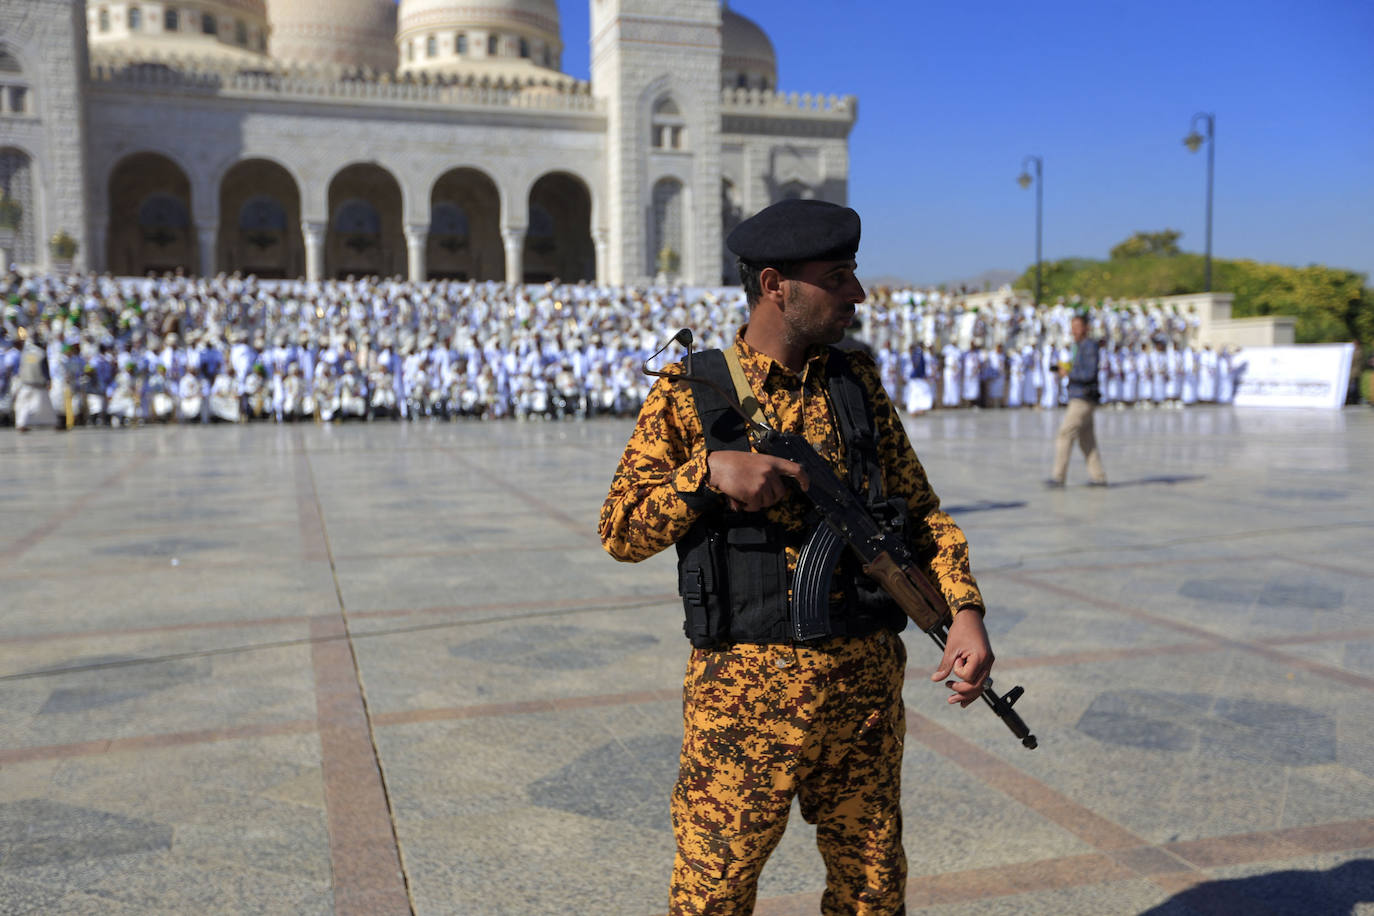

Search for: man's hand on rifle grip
xmin=706 ymin=450 xmax=810 ymax=513
xmin=931 ymin=609 xmax=994 ymax=707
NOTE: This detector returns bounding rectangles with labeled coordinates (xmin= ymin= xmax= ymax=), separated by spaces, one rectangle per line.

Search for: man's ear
xmin=758 ymin=267 xmax=785 ymax=305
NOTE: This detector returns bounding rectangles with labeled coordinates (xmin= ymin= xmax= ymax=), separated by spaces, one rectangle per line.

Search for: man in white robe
xmin=14 ymin=335 xmax=57 ymax=432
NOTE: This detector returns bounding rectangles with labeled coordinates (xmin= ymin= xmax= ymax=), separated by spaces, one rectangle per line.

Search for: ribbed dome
xmin=87 ymin=0 xmax=272 ymax=64
xmin=268 ymin=0 xmax=398 ymax=72
xmin=398 ymin=0 xmax=560 ymax=38
xmin=721 ymin=6 xmax=776 ymax=91
xmin=396 ymin=0 xmax=563 ymax=76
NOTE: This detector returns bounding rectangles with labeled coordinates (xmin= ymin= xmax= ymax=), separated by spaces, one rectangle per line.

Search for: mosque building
xmin=0 ymin=0 xmax=856 ymax=286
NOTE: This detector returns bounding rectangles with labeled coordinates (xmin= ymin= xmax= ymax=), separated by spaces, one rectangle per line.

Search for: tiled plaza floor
xmin=1 ymin=405 xmax=1371 ymax=915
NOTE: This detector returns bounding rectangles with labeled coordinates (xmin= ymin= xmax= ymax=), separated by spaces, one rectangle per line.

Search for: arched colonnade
xmin=102 ymin=152 xmax=601 ymax=283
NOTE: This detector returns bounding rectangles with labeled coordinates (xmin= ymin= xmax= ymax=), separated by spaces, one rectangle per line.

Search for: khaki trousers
xmin=669 ymin=631 xmax=908 ymax=915
xmin=1052 ymin=397 xmax=1106 ymax=484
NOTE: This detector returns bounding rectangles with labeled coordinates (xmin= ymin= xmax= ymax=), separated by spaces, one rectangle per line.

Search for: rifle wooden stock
xmin=861 ymin=552 xmax=948 ymax=633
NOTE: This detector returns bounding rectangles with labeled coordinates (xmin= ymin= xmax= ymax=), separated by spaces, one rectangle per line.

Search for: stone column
xmin=302 ymin=220 xmax=326 ymax=282
xmin=501 ymin=226 xmax=526 ymax=286
xmin=404 ymin=223 xmax=428 ymax=283
xmin=196 ymin=223 xmax=217 ymax=278
xmin=592 ymin=229 xmax=610 ymax=286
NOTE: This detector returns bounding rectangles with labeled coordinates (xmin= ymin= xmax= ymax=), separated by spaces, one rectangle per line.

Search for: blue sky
xmin=557 ymin=0 xmax=1374 ymax=286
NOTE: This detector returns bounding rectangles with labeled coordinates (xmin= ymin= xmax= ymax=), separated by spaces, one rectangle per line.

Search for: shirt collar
xmin=733 ymin=325 xmax=831 ymax=389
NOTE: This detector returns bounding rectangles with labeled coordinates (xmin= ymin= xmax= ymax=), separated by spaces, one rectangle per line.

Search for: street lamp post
xmin=1016 ymin=155 xmax=1043 ymax=306
xmin=1183 ymin=112 xmax=1215 ymax=292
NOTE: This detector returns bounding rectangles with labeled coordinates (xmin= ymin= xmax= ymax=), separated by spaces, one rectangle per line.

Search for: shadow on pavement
xmin=1135 ymin=859 xmax=1373 ymax=916
xmin=1096 ymin=475 xmax=1208 ymax=489
xmin=945 ymin=500 xmax=1028 ymax=514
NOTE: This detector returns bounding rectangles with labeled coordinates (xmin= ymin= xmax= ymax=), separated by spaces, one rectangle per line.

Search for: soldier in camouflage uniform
xmin=600 ymin=199 xmax=994 ymax=915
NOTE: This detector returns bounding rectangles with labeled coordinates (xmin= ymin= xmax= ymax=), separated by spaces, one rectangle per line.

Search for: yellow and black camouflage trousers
xmin=669 ymin=629 xmax=908 ymax=915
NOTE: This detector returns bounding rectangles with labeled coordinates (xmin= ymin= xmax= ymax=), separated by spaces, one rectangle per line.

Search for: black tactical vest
xmin=675 ymin=347 xmax=910 ymax=648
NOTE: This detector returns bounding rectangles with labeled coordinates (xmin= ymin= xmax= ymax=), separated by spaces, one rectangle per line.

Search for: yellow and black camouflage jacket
xmin=599 ymin=329 xmax=985 ymax=619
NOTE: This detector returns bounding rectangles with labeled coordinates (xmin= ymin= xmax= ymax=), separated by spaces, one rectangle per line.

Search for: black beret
xmin=726 ymin=198 xmax=861 ymax=265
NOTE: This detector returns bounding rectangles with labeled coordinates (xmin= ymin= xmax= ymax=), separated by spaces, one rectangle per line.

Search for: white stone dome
xmin=87 ymin=0 xmax=271 ymax=65
xmin=267 ymin=0 xmax=398 ymax=72
xmin=721 ymin=6 xmax=776 ymax=91
xmin=396 ymin=0 xmax=562 ymax=77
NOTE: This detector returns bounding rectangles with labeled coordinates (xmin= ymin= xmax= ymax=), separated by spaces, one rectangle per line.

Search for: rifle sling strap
xmin=722 ymin=344 xmax=767 ymax=428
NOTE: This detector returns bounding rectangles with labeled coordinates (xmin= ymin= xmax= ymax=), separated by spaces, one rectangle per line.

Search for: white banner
xmin=1232 ymin=343 xmax=1355 ymax=409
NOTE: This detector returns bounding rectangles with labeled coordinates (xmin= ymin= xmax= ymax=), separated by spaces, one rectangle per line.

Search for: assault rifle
xmin=644 ymin=329 xmax=1037 ymax=750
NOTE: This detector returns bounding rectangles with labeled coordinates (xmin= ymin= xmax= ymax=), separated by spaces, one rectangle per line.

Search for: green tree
xmin=1013 ymin=234 xmax=1374 ymax=347
xmin=1109 ymin=229 xmax=1183 ymax=260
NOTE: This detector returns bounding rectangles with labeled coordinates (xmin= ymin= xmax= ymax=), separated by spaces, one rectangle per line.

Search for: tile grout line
xmin=1004 ymin=572 xmax=1374 ymax=692
xmin=297 ymin=436 xmax=414 ymax=916
xmin=433 ymin=440 xmax=601 ymax=543
xmin=751 ymin=706 xmax=1374 ymax=914
xmin=0 ymin=591 xmax=678 ymax=649
xmin=0 ymin=451 xmax=152 ymax=568
xmin=9 ymin=619 xmax=1371 ymax=761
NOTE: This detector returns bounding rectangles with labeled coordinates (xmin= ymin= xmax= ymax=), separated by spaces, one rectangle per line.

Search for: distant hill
xmin=861 ymin=274 xmax=914 ymax=289
xmin=950 ymin=268 xmax=1020 ymax=293
xmin=862 ymin=268 xmax=1020 ymax=292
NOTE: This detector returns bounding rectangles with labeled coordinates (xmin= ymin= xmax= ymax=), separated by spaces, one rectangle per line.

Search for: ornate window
xmin=426 ymin=35 xmax=437 ymax=57
xmin=651 ymin=96 xmax=686 ymax=150
xmin=455 ymin=32 xmax=468 ymax=54
xmin=333 ymin=199 xmax=381 ymax=238
xmin=98 ymin=8 xmax=110 ymax=32
xmin=487 ymin=34 xmax=499 ymax=56
xmin=128 ymin=6 xmax=142 ymax=30
xmin=239 ymin=196 xmax=288 ymax=248
xmin=406 ymin=40 xmax=415 ymax=62
xmin=138 ymin=193 xmax=192 ymax=249
xmin=429 ymin=202 xmax=470 ymax=251
xmin=518 ymin=38 xmax=529 ymax=59
xmin=164 ymin=7 xmax=178 ymax=31
xmin=201 ymin=13 xmax=216 ymax=35
xmin=0 ymin=48 xmax=32 ymax=118
xmin=235 ymin=19 xmax=248 ymax=45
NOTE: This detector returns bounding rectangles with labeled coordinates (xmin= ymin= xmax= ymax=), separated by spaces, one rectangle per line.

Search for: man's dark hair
xmin=737 ymin=258 xmax=800 ymax=308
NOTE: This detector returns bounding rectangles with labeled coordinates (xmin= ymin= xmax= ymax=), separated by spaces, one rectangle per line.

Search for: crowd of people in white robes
xmin=1 ymin=272 xmax=1244 ymax=431
xmin=862 ymin=290 xmax=1246 ymax=415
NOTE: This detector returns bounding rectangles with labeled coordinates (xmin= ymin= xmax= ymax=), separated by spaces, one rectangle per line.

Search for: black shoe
xmin=1044 ymin=479 xmax=1065 ymax=489
xmin=1087 ymin=479 xmax=1109 ymax=488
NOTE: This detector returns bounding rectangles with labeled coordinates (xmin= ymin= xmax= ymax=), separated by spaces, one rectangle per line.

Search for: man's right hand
xmin=706 ymin=451 xmax=809 ymax=513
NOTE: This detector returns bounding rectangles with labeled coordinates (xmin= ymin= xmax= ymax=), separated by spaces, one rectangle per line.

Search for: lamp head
xmin=1017 ymin=172 xmax=1033 ymax=190
xmin=1183 ymin=131 xmax=1205 ymax=153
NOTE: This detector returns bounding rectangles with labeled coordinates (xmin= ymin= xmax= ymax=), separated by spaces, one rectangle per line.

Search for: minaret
xmin=590 ymin=0 xmax=722 ymax=285
xmin=0 ymin=0 xmax=91 ymax=271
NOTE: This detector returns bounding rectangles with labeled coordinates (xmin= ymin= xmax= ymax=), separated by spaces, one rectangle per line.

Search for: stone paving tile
xmin=0 ymin=643 xmax=319 ymax=750
xmin=354 ymin=605 xmax=684 ymax=714
xmin=1 ymin=409 xmax=1371 ymax=915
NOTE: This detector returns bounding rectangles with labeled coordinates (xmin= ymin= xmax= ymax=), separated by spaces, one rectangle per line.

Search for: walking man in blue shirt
xmin=1048 ymin=314 xmax=1108 ymax=487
